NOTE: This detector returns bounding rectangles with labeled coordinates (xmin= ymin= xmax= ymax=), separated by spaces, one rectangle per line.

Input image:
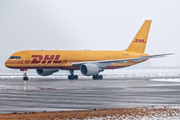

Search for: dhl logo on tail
xmin=133 ymin=39 xmax=146 ymax=43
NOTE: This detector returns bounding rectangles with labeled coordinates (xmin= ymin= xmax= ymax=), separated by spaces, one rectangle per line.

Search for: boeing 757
xmin=5 ymin=20 xmax=173 ymax=80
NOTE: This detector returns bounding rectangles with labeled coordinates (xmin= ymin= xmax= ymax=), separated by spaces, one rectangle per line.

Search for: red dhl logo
xmin=133 ymin=39 xmax=146 ymax=43
xmin=31 ymin=55 xmax=62 ymax=64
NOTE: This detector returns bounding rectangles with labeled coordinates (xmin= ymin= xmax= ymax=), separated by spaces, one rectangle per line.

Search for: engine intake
xmin=36 ymin=69 xmax=59 ymax=76
xmin=80 ymin=64 xmax=101 ymax=76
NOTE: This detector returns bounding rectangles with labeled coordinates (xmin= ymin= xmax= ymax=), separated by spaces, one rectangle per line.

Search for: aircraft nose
xmin=5 ymin=59 xmax=23 ymax=68
xmin=5 ymin=60 xmax=8 ymax=67
xmin=5 ymin=60 xmax=11 ymax=68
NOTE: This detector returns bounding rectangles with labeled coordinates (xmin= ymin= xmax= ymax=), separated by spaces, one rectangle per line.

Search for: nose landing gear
xmin=22 ymin=69 xmax=29 ymax=81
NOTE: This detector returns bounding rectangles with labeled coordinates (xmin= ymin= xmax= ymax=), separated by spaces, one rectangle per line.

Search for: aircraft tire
xmin=96 ymin=75 xmax=99 ymax=79
xmin=68 ymin=75 xmax=71 ymax=80
xmin=99 ymin=75 xmax=103 ymax=80
xmin=71 ymin=75 xmax=74 ymax=80
xmin=68 ymin=75 xmax=77 ymax=80
xmin=74 ymin=75 xmax=78 ymax=80
xmin=93 ymin=75 xmax=96 ymax=80
xmin=93 ymin=75 xmax=103 ymax=80
xmin=23 ymin=77 xmax=29 ymax=81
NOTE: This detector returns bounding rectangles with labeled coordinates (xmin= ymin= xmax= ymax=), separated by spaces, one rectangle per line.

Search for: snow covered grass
xmin=0 ymin=105 xmax=180 ymax=120
xmin=0 ymin=73 xmax=178 ymax=80
xmin=0 ymin=69 xmax=179 ymax=80
xmin=81 ymin=105 xmax=180 ymax=120
xmin=150 ymin=79 xmax=180 ymax=82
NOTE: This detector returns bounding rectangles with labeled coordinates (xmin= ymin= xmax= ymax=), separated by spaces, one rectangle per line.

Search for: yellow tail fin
xmin=126 ymin=20 xmax=152 ymax=53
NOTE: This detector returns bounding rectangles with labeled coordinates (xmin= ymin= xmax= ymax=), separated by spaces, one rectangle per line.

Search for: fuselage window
xmin=9 ymin=56 xmax=21 ymax=59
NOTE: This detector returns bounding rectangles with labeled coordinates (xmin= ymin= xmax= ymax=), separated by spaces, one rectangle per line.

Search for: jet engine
xmin=36 ymin=69 xmax=59 ymax=76
xmin=80 ymin=64 xmax=102 ymax=76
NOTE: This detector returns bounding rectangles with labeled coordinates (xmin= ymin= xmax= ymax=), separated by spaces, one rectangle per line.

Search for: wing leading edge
xmin=72 ymin=53 xmax=174 ymax=68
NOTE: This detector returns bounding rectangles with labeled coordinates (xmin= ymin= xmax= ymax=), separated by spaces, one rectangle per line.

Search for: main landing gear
xmin=93 ymin=75 xmax=103 ymax=80
xmin=68 ymin=70 xmax=78 ymax=80
xmin=21 ymin=69 xmax=29 ymax=81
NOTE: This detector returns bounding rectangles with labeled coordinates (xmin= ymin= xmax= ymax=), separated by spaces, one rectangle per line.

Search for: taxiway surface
xmin=0 ymin=77 xmax=180 ymax=113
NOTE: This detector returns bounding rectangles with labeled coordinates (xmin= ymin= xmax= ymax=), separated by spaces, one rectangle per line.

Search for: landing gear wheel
xmin=23 ymin=77 xmax=29 ymax=81
xmin=71 ymin=75 xmax=74 ymax=80
xmin=74 ymin=75 xmax=78 ymax=80
xmin=93 ymin=75 xmax=96 ymax=80
xmin=68 ymin=75 xmax=78 ymax=80
xmin=68 ymin=70 xmax=78 ymax=80
xmin=93 ymin=75 xmax=103 ymax=80
xmin=99 ymin=75 xmax=103 ymax=80
xmin=96 ymin=75 xmax=99 ymax=79
xmin=68 ymin=75 xmax=71 ymax=80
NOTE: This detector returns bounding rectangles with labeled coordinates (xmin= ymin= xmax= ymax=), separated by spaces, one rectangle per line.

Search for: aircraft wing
xmin=72 ymin=53 xmax=174 ymax=68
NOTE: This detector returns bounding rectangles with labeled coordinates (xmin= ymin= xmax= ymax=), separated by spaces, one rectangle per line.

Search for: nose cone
xmin=5 ymin=60 xmax=8 ymax=67
xmin=5 ymin=59 xmax=23 ymax=68
xmin=5 ymin=60 xmax=11 ymax=68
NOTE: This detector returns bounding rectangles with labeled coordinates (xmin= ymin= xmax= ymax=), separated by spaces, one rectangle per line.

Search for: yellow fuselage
xmin=5 ymin=50 xmax=148 ymax=70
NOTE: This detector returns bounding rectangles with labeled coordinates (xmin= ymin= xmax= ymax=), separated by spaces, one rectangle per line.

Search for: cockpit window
xmin=9 ymin=56 xmax=21 ymax=59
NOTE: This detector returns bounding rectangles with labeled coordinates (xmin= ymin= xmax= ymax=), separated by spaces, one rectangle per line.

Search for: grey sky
xmin=0 ymin=0 xmax=179 ymax=69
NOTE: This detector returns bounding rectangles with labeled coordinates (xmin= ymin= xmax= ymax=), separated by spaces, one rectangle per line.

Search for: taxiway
xmin=0 ymin=77 xmax=180 ymax=113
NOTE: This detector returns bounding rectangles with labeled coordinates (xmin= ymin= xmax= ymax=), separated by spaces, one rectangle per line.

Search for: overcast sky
xmin=0 ymin=0 xmax=180 ymax=69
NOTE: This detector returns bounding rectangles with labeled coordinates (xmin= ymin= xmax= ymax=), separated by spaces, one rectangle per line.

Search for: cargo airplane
xmin=5 ymin=20 xmax=173 ymax=80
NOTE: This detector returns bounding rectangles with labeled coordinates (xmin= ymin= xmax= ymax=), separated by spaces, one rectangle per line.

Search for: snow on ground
xmin=81 ymin=105 xmax=180 ymax=120
xmin=150 ymin=79 xmax=180 ymax=82
xmin=0 ymin=76 xmax=68 ymax=80
xmin=0 ymin=69 xmax=179 ymax=80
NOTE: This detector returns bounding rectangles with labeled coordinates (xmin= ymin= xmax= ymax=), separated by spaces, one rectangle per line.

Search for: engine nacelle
xmin=80 ymin=64 xmax=101 ymax=76
xmin=36 ymin=69 xmax=59 ymax=76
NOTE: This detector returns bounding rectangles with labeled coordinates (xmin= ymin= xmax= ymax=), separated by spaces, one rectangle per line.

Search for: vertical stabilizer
xmin=126 ymin=20 xmax=152 ymax=53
